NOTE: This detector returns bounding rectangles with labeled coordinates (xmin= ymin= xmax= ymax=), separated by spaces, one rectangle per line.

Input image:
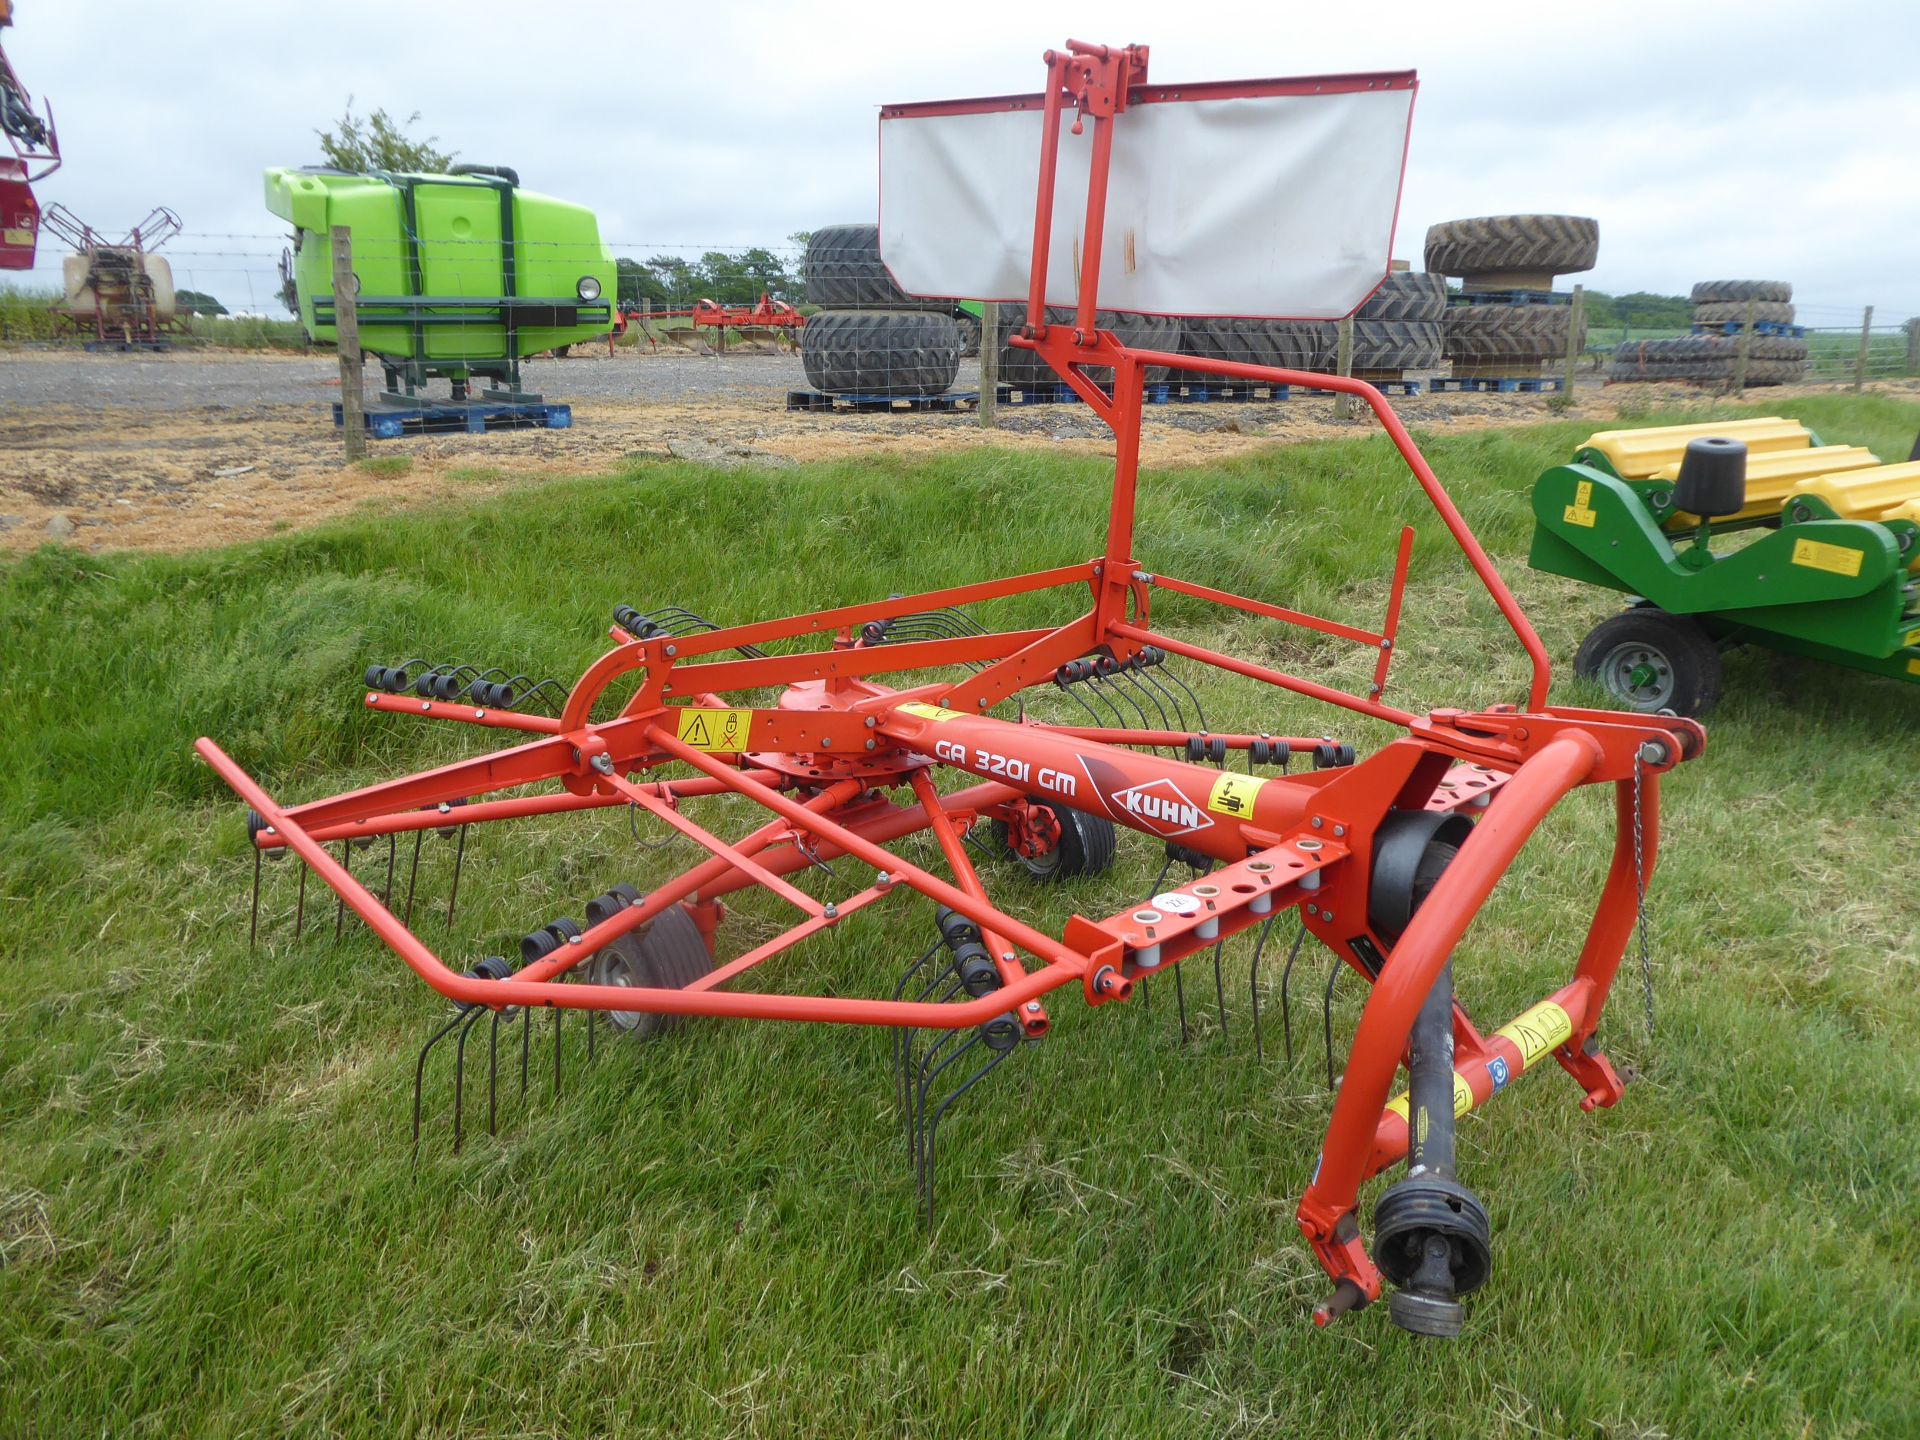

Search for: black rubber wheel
xmin=1574 ymin=609 xmax=1724 ymax=716
xmin=1442 ymin=303 xmax=1582 ymax=364
xmin=1423 ymin=215 xmax=1599 ymax=278
xmin=1357 ymin=272 xmax=1448 ymax=323
xmin=802 ymin=223 xmax=946 ymax=309
xmin=1693 ymin=300 xmax=1796 ymax=326
xmin=1351 ymin=318 xmax=1444 ymax=369
xmin=997 ymin=308 xmax=1183 ymax=387
xmin=990 ymin=803 xmax=1117 ymax=883
xmin=953 ymin=309 xmax=982 ymax=358
xmin=1180 ymin=316 xmax=1333 ymax=372
xmin=587 ymin=904 xmax=714 ymax=1041
xmin=800 ymin=309 xmax=962 ymax=395
xmin=1689 ymin=279 xmax=1792 ymax=305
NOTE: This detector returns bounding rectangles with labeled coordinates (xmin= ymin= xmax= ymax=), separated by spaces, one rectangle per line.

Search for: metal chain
xmin=1632 ymin=754 xmax=1655 ymax=1043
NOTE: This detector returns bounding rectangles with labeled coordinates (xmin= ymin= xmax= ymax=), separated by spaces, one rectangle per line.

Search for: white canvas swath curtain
xmin=879 ymin=82 xmax=1415 ymax=320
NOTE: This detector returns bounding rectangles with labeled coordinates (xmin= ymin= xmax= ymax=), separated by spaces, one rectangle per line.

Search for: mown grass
xmin=2 ymin=395 xmax=1917 ymax=1437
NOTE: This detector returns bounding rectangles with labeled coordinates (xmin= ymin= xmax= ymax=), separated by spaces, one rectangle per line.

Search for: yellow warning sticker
xmin=2 ymin=228 xmax=31 ymax=248
xmin=1909 ymin=659 xmax=1920 ymax=678
xmin=898 ymin=701 xmax=965 ymax=722
xmin=1562 ymin=479 xmax=1598 ymax=529
xmin=1207 ymin=771 xmax=1268 ymax=819
xmin=1903 ymin=627 xmax=1920 ymax=649
xmin=1790 ymin=537 xmax=1864 ymax=578
xmin=1493 ymin=999 xmax=1573 ymax=1068
xmin=676 ymin=707 xmax=753 ymax=752
xmin=1385 ymin=1071 xmax=1474 ymax=1124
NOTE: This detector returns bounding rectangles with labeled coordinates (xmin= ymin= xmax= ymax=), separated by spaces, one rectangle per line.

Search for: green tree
xmin=176 ymin=288 xmax=228 ymax=317
xmin=316 ymin=98 xmax=453 ymax=173
xmin=614 ymin=257 xmax=668 ymax=308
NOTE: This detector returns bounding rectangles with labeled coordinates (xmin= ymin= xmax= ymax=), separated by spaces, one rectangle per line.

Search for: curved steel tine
xmin=1246 ymin=914 xmax=1280 ymax=1062
xmin=451 ymin=1006 xmax=485 ymax=1154
xmin=383 ymin=833 xmax=397 ymax=907
xmin=892 ymin=941 xmax=945 ymax=1130
xmin=915 ymin=1031 xmax=984 ymax=1198
xmin=924 ymin=1042 xmax=1014 ymax=1233
xmin=294 ymin=864 xmax=307 ymax=941
xmin=249 ymin=847 xmax=262 ymax=951
xmin=520 ymin=1000 xmax=531 ymax=1097
xmin=412 ymin=1010 xmax=465 ymax=1156
xmin=1279 ymin=922 xmax=1309 ymax=1066
xmin=1323 ymin=954 xmax=1344 ymax=1090
xmin=1135 ymin=664 xmax=1192 ymax=733
xmin=910 ymin=995 xmax=968 ymax=1178
xmin=1092 ymin=671 xmax=1152 ymax=739
xmin=1159 ymin=663 xmax=1211 ymax=739
xmin=402 ymin=831 xmax=424 ymax=927
xmin=445 ymin=825 xmax=468 ymax=928
xmin=1119 ymin=660 xmax=1174 ymax=732
xmin=488 ymin=1010 xmax=502 ymax=1137
xmin=553 ymin=1001 xmax=563 ymax=1098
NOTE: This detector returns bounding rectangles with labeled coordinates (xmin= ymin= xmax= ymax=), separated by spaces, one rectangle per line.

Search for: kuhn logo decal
xmin=1110 ymin=778 xmax=1213 ymax=838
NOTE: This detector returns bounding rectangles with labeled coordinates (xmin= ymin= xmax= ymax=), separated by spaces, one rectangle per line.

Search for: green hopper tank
xmin=265 ymin=164 xmax=614 ymax=397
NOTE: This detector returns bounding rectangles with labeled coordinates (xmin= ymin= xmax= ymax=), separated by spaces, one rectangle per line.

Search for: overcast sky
xmin=8 ymin=0 xmax=1916 ymax=320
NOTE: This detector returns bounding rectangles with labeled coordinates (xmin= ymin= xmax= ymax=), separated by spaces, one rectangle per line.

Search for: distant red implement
xmin=610 ymin=292 xmax=804 ymax=351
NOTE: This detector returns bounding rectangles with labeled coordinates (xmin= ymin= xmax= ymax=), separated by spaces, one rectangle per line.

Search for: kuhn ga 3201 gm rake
xmin=199 ymin=42 xmax=1703 ymax=1336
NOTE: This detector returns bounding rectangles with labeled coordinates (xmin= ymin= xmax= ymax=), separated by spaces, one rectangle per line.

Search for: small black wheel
xmin=585 ymin=904 xmax=714 ymax=1041
xmin=989 ymin=803 xmax=1117 ymax=883
xmin=1574 ymin=609 xmax=1724 ymax=716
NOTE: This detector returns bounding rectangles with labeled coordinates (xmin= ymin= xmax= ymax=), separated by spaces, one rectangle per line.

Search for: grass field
xmin=3 ymin=394 xmax=1917 ymax=1437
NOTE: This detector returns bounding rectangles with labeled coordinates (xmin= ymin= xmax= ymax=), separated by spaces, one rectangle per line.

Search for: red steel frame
xmin=198 ymin=39 xmax=1705 ymax=1316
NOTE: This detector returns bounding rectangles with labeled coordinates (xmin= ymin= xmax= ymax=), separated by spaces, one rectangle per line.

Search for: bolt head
xmin=1638 ymin=739 xmax=1669 ymax=766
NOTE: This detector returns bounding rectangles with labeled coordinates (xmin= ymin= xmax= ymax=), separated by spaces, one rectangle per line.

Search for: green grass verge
xmin=3 ymin=395 xmax=1917 ymax=1437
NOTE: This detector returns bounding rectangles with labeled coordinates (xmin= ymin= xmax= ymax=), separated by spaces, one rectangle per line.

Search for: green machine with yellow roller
xmin=267 ymin=164 xmax=614 ymax=402
xmin=1530 ymin=417 xmax=1920 ymax=713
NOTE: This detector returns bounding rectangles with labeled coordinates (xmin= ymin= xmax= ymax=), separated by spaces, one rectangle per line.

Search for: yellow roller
xmin=1656 ymin=445 xmax=1883 ymax=525
xmin=1789 ymin=461 xmax=1920 ymax=521
xmin=1580 ymin=418 xmax=1811 ymax=479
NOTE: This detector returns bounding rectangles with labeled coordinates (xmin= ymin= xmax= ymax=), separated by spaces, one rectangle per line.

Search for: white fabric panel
xmin=879 ymin=88 xmax=1413 ymax=319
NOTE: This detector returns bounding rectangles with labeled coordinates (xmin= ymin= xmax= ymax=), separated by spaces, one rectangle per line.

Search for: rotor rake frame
xmin=198 ymin=39 xmax=1706 ymax=1331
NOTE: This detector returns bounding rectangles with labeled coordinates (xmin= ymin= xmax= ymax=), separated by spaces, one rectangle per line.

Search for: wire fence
xmin=4 ymin=229 xmax=1918 ymax=398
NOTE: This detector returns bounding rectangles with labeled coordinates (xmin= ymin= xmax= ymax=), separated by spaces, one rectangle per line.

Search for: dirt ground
xmin=4 ymin=345 xmax=1911 ymax=554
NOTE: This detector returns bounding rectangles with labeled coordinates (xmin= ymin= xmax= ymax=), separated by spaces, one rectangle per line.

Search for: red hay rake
xmin=199 ymin=41 xmax=1703 ymax=1336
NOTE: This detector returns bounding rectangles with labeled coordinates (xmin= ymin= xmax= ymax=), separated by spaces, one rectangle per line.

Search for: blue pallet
xmin=787 ymin=389 xmax=979 ymax=413
xmin=1691 ymin=321 xmax=1806 ymax=338
xmin=1451 ymin=290 xmax=1573 ymax=307
xmin=333 ymin=399 xmax=573 ymax=439
xmin=1429 ymin=375 xmax=1565 ymax=394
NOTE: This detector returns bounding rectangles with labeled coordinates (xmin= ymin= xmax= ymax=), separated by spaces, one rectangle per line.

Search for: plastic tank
xmin=264 ymin=166 xmax=614 ymax=366
xmin=61 ymin=250 xmax=175 ymax=321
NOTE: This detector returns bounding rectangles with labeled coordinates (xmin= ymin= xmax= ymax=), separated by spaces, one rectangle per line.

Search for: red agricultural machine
xmin=200 ymin=41 xmax=1703 ymax=1337
xmin=0 ymin=0 xmax=59 ymax=270
xmin=612 ymin=292 xmax=805 ymax=351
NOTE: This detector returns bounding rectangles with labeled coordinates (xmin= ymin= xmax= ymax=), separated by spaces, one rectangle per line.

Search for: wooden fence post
xmin=1731 ymin=295 xmax=1756 ymax=393
xmin=1333 ymin=315 xmax=1355 ymax=419
xmin=978 ymin=303 xmax=998 ymax=429
xmin=1905 ymin=317 xmax=1920 ymax=375
xmin=1561 ymin=284 xmax=1585 ymax=395
xmin=1853 ymin=305 xmax=1874 ymax=392
xmin=330 ymin=226 xmax=366 ymax=462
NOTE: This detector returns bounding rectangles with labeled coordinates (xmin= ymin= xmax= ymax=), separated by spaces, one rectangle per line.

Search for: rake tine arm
xmin=363 ymin=692 xmax=563 ymax=734
xmin=198 ymin=738 xmax=1088 ymax=1029
xmin=908 ymin=769 xmax=1047 ymax=1036
xmin=1296 ymin=732 xmax=1601 ymax=1306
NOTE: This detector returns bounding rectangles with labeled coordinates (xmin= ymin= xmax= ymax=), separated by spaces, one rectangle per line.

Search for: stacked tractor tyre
xmin=1176 ymin=270 xmax=1443 ymax=380
xmin=999 ymin=308 xmax=1184 ymax=388
xmin=1607 ymin=281 xmax=1805 ymax=387
xmin=1424 ymin=215 xmax=1597 ymax=378
xmin=801 ymin=223 xmax=963 ymax=397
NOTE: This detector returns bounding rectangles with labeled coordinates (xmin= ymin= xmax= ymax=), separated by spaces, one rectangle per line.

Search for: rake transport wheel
xmin=586 ymin=905 xmax=715 ymax=1041
xmin=1575 ymin=608 xmax=1724 ymax=716
xmin=989 ymin=803 xmax=1117 ymax=882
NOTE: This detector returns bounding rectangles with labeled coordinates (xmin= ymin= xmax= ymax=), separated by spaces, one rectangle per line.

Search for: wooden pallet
xmin=333 ymin=399 xmax=573 ymax=439
xmin=785 ymin=390 xmax=979 ymax=413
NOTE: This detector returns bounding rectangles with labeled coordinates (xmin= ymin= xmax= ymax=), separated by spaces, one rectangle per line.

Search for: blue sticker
xmin=1487 ymin=1056 xmax=1511 ymax=1094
